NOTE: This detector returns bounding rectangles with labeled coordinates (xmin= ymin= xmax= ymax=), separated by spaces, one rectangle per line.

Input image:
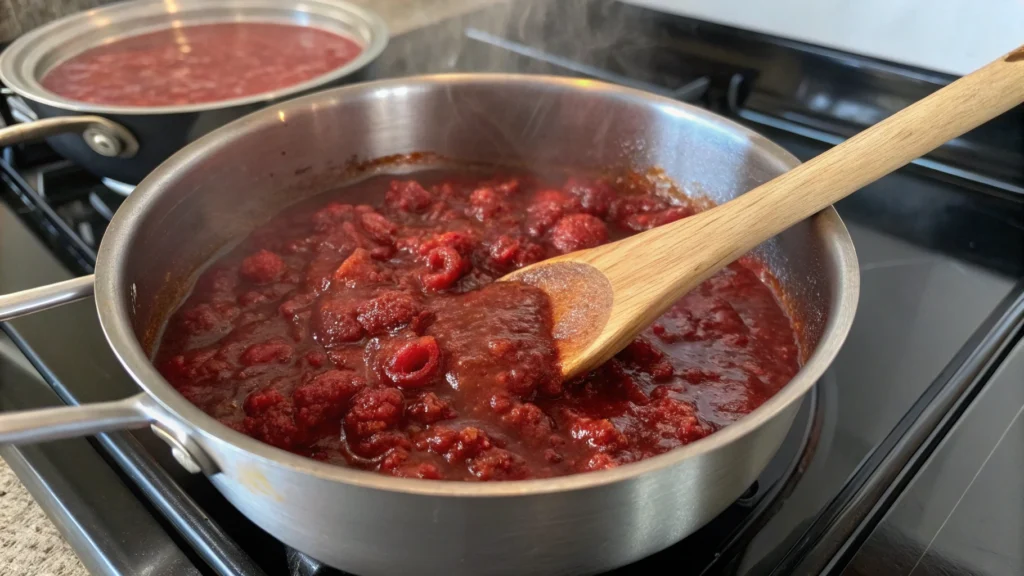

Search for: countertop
xmin=0 ymin=2 xmax=498 ymax=575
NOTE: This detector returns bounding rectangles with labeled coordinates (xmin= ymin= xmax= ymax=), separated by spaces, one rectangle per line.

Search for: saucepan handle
xmin=0 ymin=393 xmax=154 ymax=444
xmin=0 ymin=275 xmax=96 ymax=322
xmin=0 ymin=392 xmax=217 ymax=474
xmin=0 ymin=115 xmax=139 ymax=158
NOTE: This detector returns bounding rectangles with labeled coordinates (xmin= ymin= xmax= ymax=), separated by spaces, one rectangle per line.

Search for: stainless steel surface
xmin=0 ymin=393 xmax=153 ymax=444
xmin=0 ymin=0 xmax=389 ymax=115
xmin=0 ymin=275 xmax=94 ymax=322
xmin=0 ymin=115 xmax=138 ymax=157
xmin=1 ymin=75 xmax=860 ymax=574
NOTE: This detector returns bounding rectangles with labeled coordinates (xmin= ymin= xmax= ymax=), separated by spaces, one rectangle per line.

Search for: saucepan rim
xmin=96 ymin=73 xmax=860 ymax=497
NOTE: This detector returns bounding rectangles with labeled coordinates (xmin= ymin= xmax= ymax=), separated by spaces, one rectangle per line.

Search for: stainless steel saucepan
xmin=0 ymin=0 xmax=388 ymax=186
xmin=0 ymin=75 xmax=859 ymax=575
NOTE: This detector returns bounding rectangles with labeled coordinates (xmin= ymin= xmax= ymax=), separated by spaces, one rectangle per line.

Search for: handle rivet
xmin=171 ymin=446 xmax=202 ymax=474
xmin=83 ymin=126 xmax=123 ymax=157
xmin=151 ymin=424 xmax=202 ymax=474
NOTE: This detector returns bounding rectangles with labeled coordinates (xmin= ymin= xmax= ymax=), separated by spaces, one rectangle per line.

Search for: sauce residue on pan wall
xmin=154 ymin=168 xmax=801 ymax=481
xmin=41 ymin=22 xmax=363 ymax=107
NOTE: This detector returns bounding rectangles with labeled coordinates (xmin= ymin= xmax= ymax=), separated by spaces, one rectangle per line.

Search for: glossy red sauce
xmin=155 ymin=170 xmax=801 ymax=481
xmin=41 ymin=22 xmax=363 ymax=107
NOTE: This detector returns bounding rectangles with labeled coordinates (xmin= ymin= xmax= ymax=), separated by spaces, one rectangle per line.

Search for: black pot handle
xmin=0 ymin=115 xmax=138 ymax=157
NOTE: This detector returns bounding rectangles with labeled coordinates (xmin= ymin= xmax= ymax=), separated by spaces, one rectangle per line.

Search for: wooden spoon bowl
xmin=504 ymin=44 xmax=1024 ymax=380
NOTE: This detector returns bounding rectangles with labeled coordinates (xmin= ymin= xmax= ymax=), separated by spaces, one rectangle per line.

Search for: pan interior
xmin=99 ymin=75 xmax=855 ymax=490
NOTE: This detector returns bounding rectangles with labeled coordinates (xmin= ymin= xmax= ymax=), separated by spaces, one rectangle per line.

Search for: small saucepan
xmin=0 ymin=75 xmax=858 ymax=574
xmin=0 ymin=0 xmax=387 ymax=185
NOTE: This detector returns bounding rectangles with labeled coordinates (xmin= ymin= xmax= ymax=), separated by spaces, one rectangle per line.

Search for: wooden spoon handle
xmin=696 ymin=44 xmax=1024 ymax=261
xmin=609 ymin=43 xmax=1024 ymax=309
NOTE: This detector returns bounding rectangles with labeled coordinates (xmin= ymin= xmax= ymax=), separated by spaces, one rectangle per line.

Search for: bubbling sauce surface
xmin=155 ymin=170 xmax=800 ymax=481
xmin=41 ymin=22 xmax=363 ymax=107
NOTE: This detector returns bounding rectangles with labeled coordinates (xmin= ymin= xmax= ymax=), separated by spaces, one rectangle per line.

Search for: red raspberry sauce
xmin=41 ymin=22 xmax=363 ymax=107
xmin=155 ymin=170 xmax=800 ymax=481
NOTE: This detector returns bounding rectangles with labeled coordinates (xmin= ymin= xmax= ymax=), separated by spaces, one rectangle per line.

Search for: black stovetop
xmin=2 ymin=1 xmax=1023 ymax=575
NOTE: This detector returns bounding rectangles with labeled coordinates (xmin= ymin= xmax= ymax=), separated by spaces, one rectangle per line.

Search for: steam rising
xmin=371 ymin=0 xmax=656 ymax=87
xmin=365 ymin=0 xmax=661 ymax=173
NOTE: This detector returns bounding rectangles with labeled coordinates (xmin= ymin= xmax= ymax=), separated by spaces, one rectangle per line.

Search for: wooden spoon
xmin=503 ymin=45 xmax=1024 ymax=380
